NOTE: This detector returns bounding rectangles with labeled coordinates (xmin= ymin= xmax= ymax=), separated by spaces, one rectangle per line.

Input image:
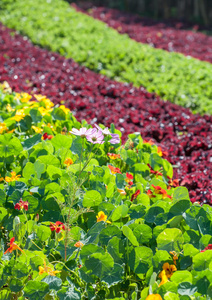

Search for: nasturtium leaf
xmin=183 ymin=244 xmax=199 ymax=257
xmin=129 ymin=246 xmax=153 ymax=275
xmin=34 ymin=160 xmax=45 ymax=179
xmin=197 ymin=215 xmax=212 ymax=235
xmin=56 ymin=241 xmax=76 ymax=261
xmin=85 ymin=252 xmax=114 ymax=278
xmin=193 ymin=270 xmax=212 ymax=295
xmin=22 ymin=134 xmax=41 ymax=150
xmin=83 ymin=190 xmax=102 ymax=207
xmin=42 ymin=275 xmax=62 ymax=291
xmin=80 ymin=244 xmax=104 ymax=263
xmin=57 ymin=286 xmax=81 ymax=300
xmin=173 ymin=187 xmax=189 ymax=201
xmin=24 ymin=281 xmax=49 ymax=299
xmin=111 ymin=205 xmax=128 ymax=221
xmin=71 ymin=136 xmax=83 ymax=157
xmin=45 ymin=182 xmax=61 ymax=194
xmin=162 ymin=159 xmax=173 ymax=178
xmin=86 ymin=222 xmax=105 ymax=244
xmin=150 ymin=153 xmax=163 ymax=169
xmin=130 ymin=163 xmax=150 ymax=177
xmin=125 ymin=150 xmax=137 ymax=165
xmin=23 ymin=162 xmax=35 ymax=180
xmin=164 ymin=292 xmax=179 ymax=300
xmin=115 ymin=173 xmax=125 ymax=189
xmin=30 ymin=108 xmax=42 ymax=123
xmin=199 ymin=235 xmax=212 ymax=250
xmin=0 ymin=134 xmax=23 ymax=157
xmin=145 ymin=206 xmax=164 ymax=223
xmin=0 ymin=190 xmax=6 ymax=205
xmin=183 ymin=229 xmax=200 ymax=248
xmin=38 ymin=155 xmax=60 ymax=167
xmin=171 ymin=271 xmax=192 ymax=284
xmin=14 ymin=222 xmax=26 ymax=241
xmin=36 ymin=225 xmax=51 ymax=242
xmin=106 ymin=182 xmax=115 ymax=198
xmin=168 ymin=200 xmax=191 ymax=218
xmin=99 ymin=225 xmax=122 ymax=246
xmin=193 ymin=251 xmax=212 ymax=271
xmin=102 ymin=263 xmax=124 ymax=287
xmin=52 ymin=107 xmax=66 ymax=120
xmin=158 ymin=282 xmax=178 ymax=295
xmin=182 ymin=206 xmax=201 ymax=231
xmin=129 ymin=204 xmax=146 ymax=219
xmin=42 ymin=194 xmax=61 ymax=211
xmin=107 ymin=236 xmax=125 ymax=264
xmin=132 ymin=224 xmax=152 ymax=245
xmin=11 ymin=262 xmax=29 ymax=280
xmin=30 ymin=255 xmax=46 ymax=271
xmin=46 ymin=165 xmax=62 ymax=180
xmin=0 ymin=207 xmax=7 ymax=223
xmin=51 ymin=134 xmax=72 ymax=150
xmin=157 ymin=228 xmax=184 ymax=252
xmin=9 ymin=278 xmax=23 ymax=293
xmin=122 ymin=225 xmax=139 ymax=246
xmin=178 ymin=282 xmax=198 ymax=296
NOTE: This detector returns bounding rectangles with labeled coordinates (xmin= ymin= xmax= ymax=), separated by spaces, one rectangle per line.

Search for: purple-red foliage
xmin=0 ymin=24 xmax=212 ymax=205
xmin=73 ymin=4 xmax=212 ymax=64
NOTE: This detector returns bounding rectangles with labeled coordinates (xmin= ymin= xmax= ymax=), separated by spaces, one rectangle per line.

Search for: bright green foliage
xmin=0 ymin=83 xmax=211 ymax=299
xmin=0 ymin=0 xmax=212 ymax=114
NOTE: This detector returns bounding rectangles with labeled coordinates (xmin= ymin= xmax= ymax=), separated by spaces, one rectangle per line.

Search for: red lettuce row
xmin=0 ymin=24 xmax=211 ymax=205
xmin=73 ymin=4 xmax=212 ymax=64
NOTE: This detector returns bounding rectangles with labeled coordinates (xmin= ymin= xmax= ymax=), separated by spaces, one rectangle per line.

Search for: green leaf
xmin=42 ymin=275 xmax=62 ymax=291
xmin=52 ymin=107 xmax=66 ymax=120
xmin=24 ymin=281 xmax=49 ymax=299
xmin=99 ymin=225 xmax=122 ymax=246
xmin=164 ymin=292 xmax=179 ymax=300
xmin=87 ymin=222 xmax=105 ymax=244
xmin=0 ymin=290 xmax=11 ymax=300
xmin=157 ymin=228 xmax=184 ymax=252
xmin=107 ymin=236 xmax=125 ymax=264
xmin=115 ymin=173 xmax=125 ymax=189
xmin=197 ymin=215 xmax=212 ymax=235
xmin=102 ymin=263 xmax=124 ymax=287
xmin=129 ymin=246 xmax=153 ymax=275
xmin=36 ymin=224 xmax=51 ymax=242
xmin=22 ymin=134 xmax=41 ymax=150
xmin=85 ymin=252 xmax=114 ymax=278
xmin=71 ymin=136 xmax=83 ymax=157
xmin=0 ymin=134 xmax=23 ymax=157
xmin=122 ymin=225 xmax=139 ymax=246
xmin=111 ymin=205 xmax=128 ymax=221
xmin=9 ymin=278 xmax=23 ymax=293
xmin=30 ymin=108 xmax=42 ymax=123
xmin=0 ymin=190 xmax=6 ymax=205
xmin=80 ymin=244 xmax=104 ymax=262
xmin=23 ymin=162 xmax=35 ymax=180
xmin=0 ymin=207 xmax=7 ymax=223
xmin=145 ymin=206 xmax=164 ymax=223
xmin=38 ymin=155 xmax=60 ymax=167
xmin=47 ymin=165 xmax=62 ymax=180
xmin=193 ymin=251 xmax=212 ymax=271
xmin=168 ymin=200 xmax=191 ymax=218
xmin=83 ymin=190 xmax=102 ymax=208
xmin=51 ymin=134 xmax=72 ymax=150
xmin=57 ymin=286 xmax=81 ymax=300
xmin=173 ymin=187 xmax=189 ymax=201
xmin=193 ymin=270 xmax=212 ymax=295
xmin=130 ymin=163 xmax=150 ymax=177
xmin=178 ymin=282 xmax=198 ymax=296
xmin=132 ymin=224 xmax=152 ymax=245
xmin=152 ymin=250 xmax=172 ymax=270
xmin=171 ymin=271 xmax=192 ymax=284
xmin=11 ymin=262 xmax=29 ymax=278
xmin=128 ymin=204 xmax=146 ymax=219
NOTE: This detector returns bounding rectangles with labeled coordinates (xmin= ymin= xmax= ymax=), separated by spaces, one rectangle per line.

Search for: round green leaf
xmin=132 ymin=224 xmax=152 ymax=244
xmin=171 ymin=271 xmax=192 ymax=284
xmin=122 ymin=225 xmax=139 ymax=246
xmin=129 ymin=246 xmax=153 ymax=275
xmin=42 ymin=275 xmax=62 ymax=291
xmin=157 ymin=228 xmax=184 ymax=252
xmin=83 ymin=190 xmax=102 ymax=207
xmin=102 ymin=263 xmax=124 ymax=287
xmin=111 ymin=205 xmax=128 ymax=222
xmin=24 ymin=281 xmax=49 ymax=299
xmin=85 ymin=252 xmax=114 ymax=278
xmin=193 ymin=251 xmax=212 ymax=271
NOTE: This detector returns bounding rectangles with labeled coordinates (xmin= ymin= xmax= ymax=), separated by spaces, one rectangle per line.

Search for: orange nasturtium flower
xmin=162 ymin=262 xmax=177 ymax=278
xmin=5 ymin=171 xmax=21 ymax=183
xmin=117 ymin=188 xmax=126 ymax=196
xmin=64 ymin=158 xmax=74 ymax=166
xmin=39 ymin=260 xmax=61 ymax=276
xmin=108 ymin=165 xmax=122 ymax=174
xmin=170 ymin=251 xmax=179 ymax=265
xmin=107 ymin=153 xmax=121 ymax=160
xmin=74 ymin=241 xmax=84 ymax=248
xmin=96 ymin=211 xmax=111 ymax=224
xmin=158 ymin=270 xmax=169 ymax=287
xmin=151 ymin=185 xmax=172 ymax=199
xmin=146 ymin=294 xmax=162 ymax=300
xmin=4 ymin=237 xmax=24 ymax=254
xmin=143 ymin=139 xmax=154 ymax=146
xmin=157 ymin=146 xmax=168 ymax=158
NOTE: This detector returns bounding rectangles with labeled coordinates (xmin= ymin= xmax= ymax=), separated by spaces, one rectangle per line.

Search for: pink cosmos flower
xmin=86 ymin=129 xmax=104 ymax=144
xmin=70 ymin=127 xmax=95 ymax=138
xmin=94 ymin=124 xmax=111 ymax=135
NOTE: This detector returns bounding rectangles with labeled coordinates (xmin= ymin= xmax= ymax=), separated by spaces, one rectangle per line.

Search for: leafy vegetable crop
xmin=0 ymin=83 xmax=211 ymax=299
xmin=0 ymin=23 xmax=212 ymax=205
xmin=0 ymin=0 xmax=212 ymax=114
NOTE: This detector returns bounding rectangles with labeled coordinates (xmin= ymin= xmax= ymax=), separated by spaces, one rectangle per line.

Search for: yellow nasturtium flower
xmin=39 ymin=260 xmax=61 ymax=276
xmin=146 ymin=294 xmax=163 ymax=300
xmin=158 ymin=270 xmax=169 ymax=287
xmin=5 ymin=171 xmax=21 ymax=183
xmin=162 ymin=262 xmax=177 ymax=278
xmin=96 ymin=211 xmax=111 ymax=224
xmin=19 ymin=93 xmax=32 ymax=103
xmin=12 ymin=109 xmax=25 ymax=122
xmin=59 ymin=105 xmax=70 ymax=114
xmin=32 ymin=126 xmax=43 ymax=134
xmin=0 ymin=123 xmax=7 ymax=134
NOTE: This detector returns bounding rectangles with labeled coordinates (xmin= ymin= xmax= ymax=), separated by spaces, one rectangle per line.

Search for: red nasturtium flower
xmin=125 ymin=173 xmax=133 ymax=186
xmin=50 ymin=221 xmax=65 ymax=233
xmin=147 ymin=189 xmax=156 ymax=199
xmin=152 ymin=185 xmax=172 ymax=199
xmin=167 ymin=176 xmax=180 ymax=188
xmin=107 ymin=153 xmax=121 ymax=160
xmin=143 ymin=139 xmax=154 ymax=146
xmin=14 ymin=199 xmax=29 ymax=211
xmin=42 ymin=132 xmax=53 ymax=140
xmin=4 ymin=237 xmax=24 ymax=254
xmin=130 ymin=190 xmax=140 ymax=202
xmin=108 ymin=165 xmax=122 ymax=174
xmin=147 ymin=164 xmax=163 ymax=177
xmin=157 ymin=146 xmax=168 ymax=158
xmin=201 ymin=244 xmax=212 ymax=252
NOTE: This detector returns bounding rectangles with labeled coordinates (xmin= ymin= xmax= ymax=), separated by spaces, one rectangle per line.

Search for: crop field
xmin=0 ymin=0 xmax=211 ymax=299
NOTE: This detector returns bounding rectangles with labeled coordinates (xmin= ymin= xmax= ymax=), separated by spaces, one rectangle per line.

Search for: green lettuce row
xmin=0 ymin=0 xmax=212 ymax=115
